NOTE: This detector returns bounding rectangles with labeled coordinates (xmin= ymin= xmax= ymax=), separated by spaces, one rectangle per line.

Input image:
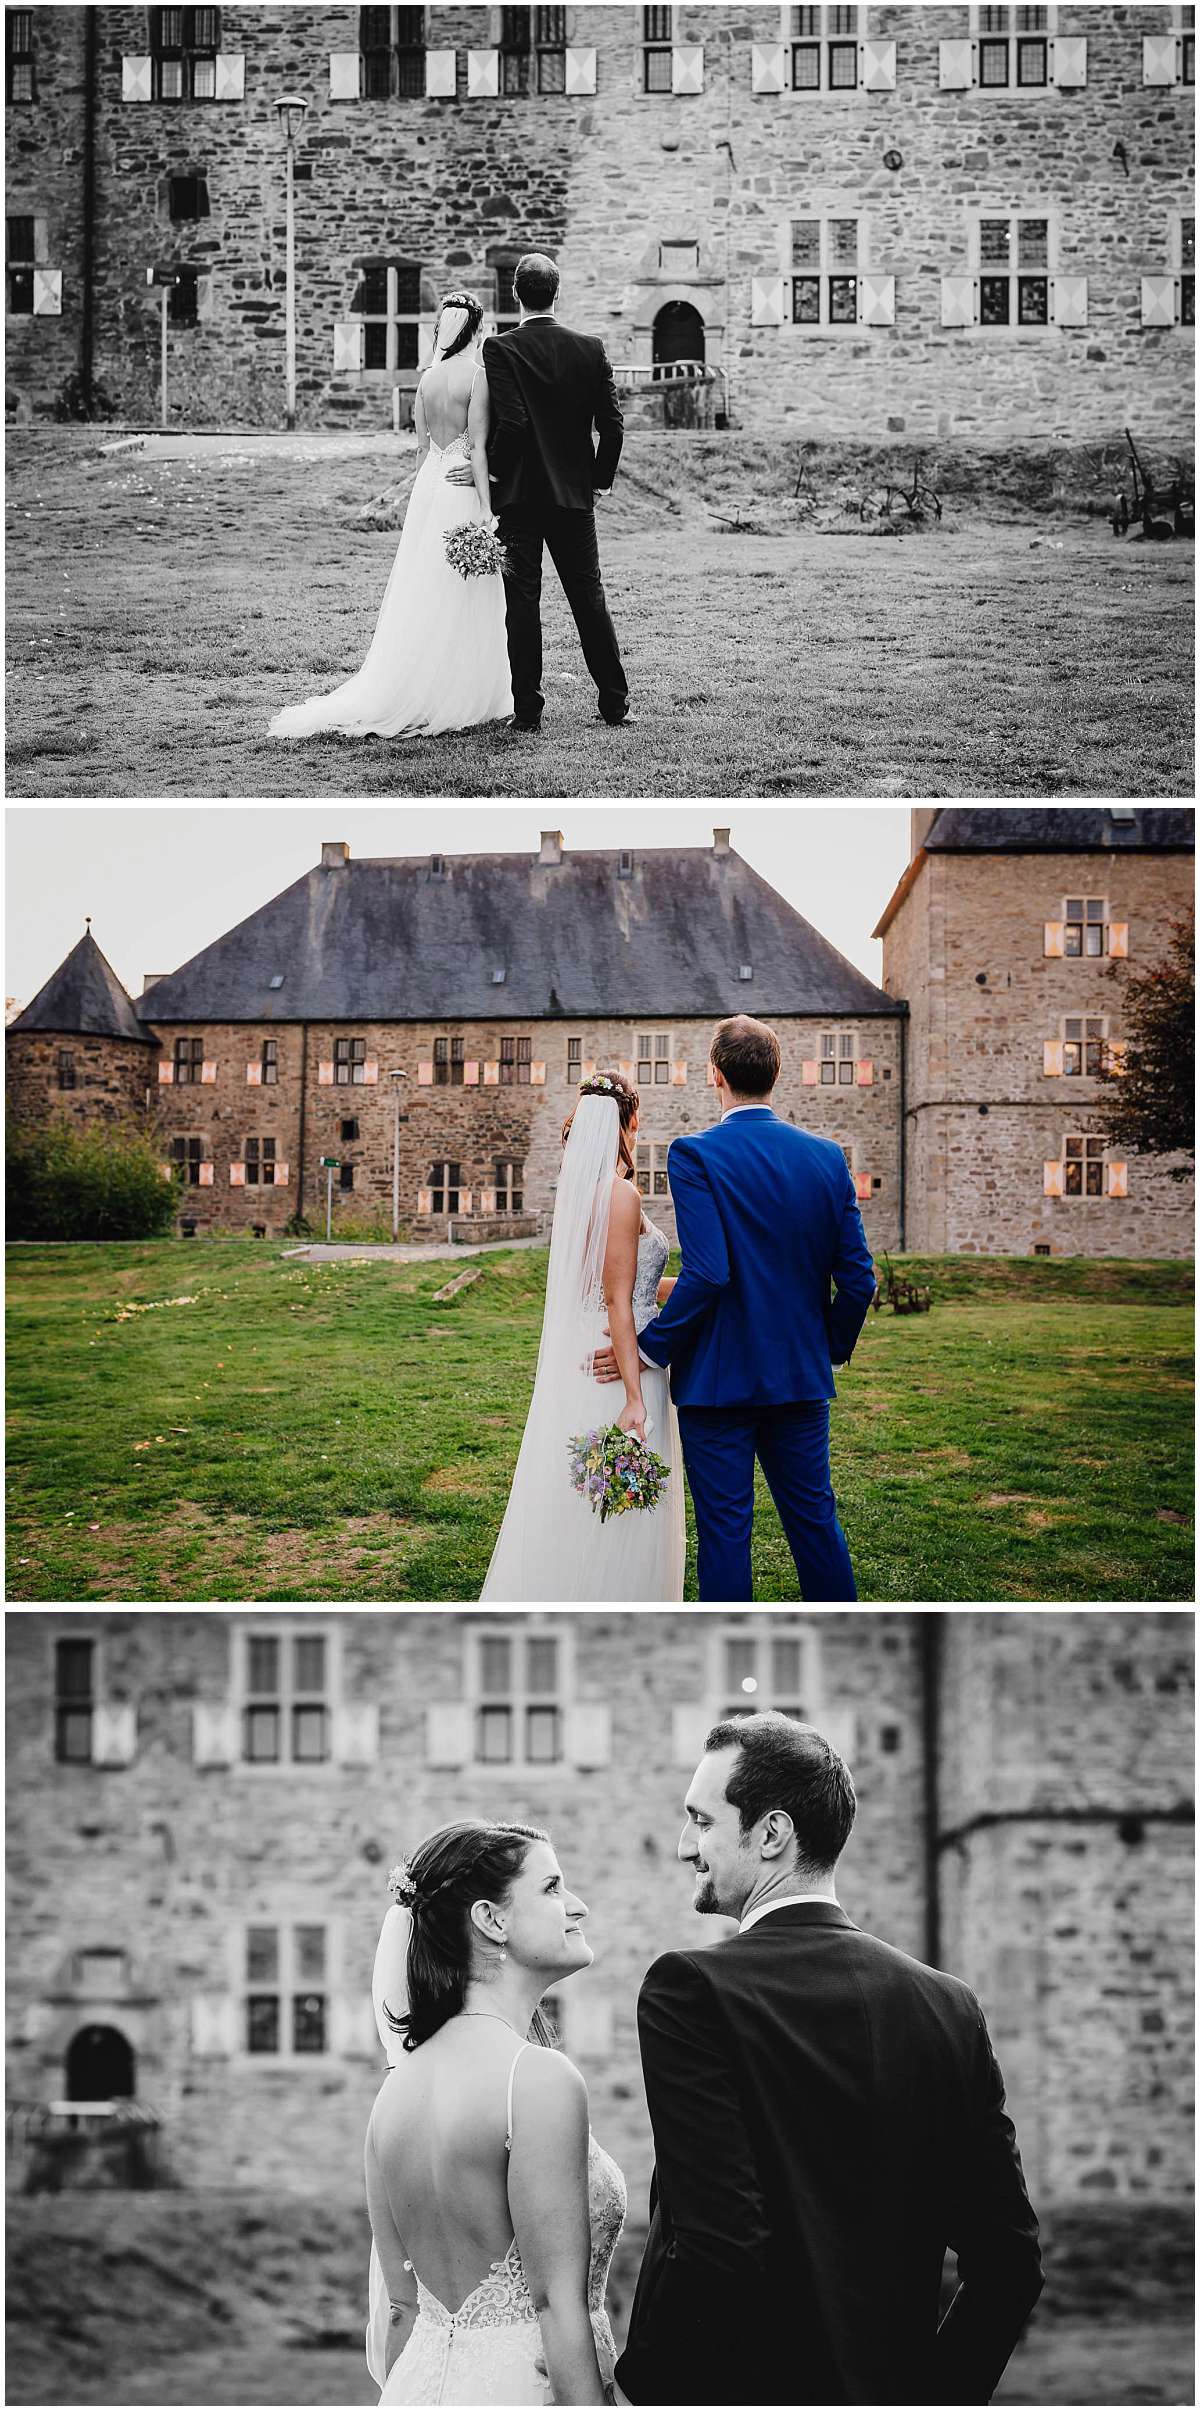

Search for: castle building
xmin=5 ymin=6 xmax=1194 ymax=438
xmin=5 ymin=1609 xmax=1193 ymax=2293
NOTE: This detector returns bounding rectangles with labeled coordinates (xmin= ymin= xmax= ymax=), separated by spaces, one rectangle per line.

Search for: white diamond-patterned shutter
xmin=230 ymin=1161 xmax=247 ymax=1184
xmin=1052 ymin=277 xmax=1088 ymax=327
xmin=190 ymin=1994 xmax=237 ymax=2057
xmin=1107 ymin=1039 xmax=1128 ymax=1074
xmin=1044 ymin=920 xmax=1065 ymax=957
xmin=317 ymin=1059 xmax=335 ymax=1083
xmin=1108 ymin=922 xmax=1129 ymax=957
xmin=192 ymin=1702 xmax=238 ymax=1765
xmin=752 ymin=276 xmax=785 ymax=326
xmin=530 ymin=1061 xmax=547 ymax=1085
xmin=1143 ymin=32 xmax=1179 ymax=85
xmin=1043 ymin=1160 xmax=1065 ymax=1196
xmin=483 ymin=1060 xmax=500 ymax=1084
xmin=329 ymin=50 xmax=361 ymax=100
xmin=1051 ymin=35 xmax=1087 ymax=86
xmin=426 ymin=48 xmax=457 ymax=96
xmin=274 ymin=1162 xmax=289 ymax=1186
xmin=860 ymin=37 xmax=896 ymax=90
xmin=200 ymin=1060 xmax=217 ymax=1083
xmin=940 ymin=275 xmax=976 ymax=328
xmin=329 ymin=1993 xmax=378 ymax=2060
xmin=1141 ymin=276 xmax=1177 ymax=328
xmin=565 ymin=45 xmax=597 ymax=93
xmin=568 ymin=1992 xmax=614 ymax=2057
xmin=670 ymin=1061 xmax=688 ymax=1085
xmin=92 ymin=1704 xmax=137 ymax=1766
xmin=467 ymin=48 xmax=499 ymax=96
xmin=158 ymin=1060 xmax=175 ymax=1084
xmin=1043 ymin=1039 xmax=1064 ymax=1075
xmin=246 ymin=1062 xmax=262 ymax=1085
xmin=214 ymin=53 xmax=245 ymax=100
xmin=479 ymin=1186 xmax=497 ymax=1214
xmin=802 ymin=1060 xmax=820 ymax=1084
xmin=855 ymin=1060 xmax=874 ymax=1085
xmin=1107 ymin=1161 xmax=1128 ymax=1197
xmin=464 ymin=1060 xmax=480 ymax=1085
xmin=858 ymin=275 xmax=895 ymax=328
xmin=33 ymin=269 xmax=62 ymax=316
xmin=362 ymin=1059 xmax=379 ymax=1083
xmin=939 ymin=38 xmax=974 ymax=89
xmin=564 ymin=1703 xmax=612 ymax=1768
xmin=671 ymin=1701 xmax=711 ymax=1766
xmin=617 ymin=1058 xmax=635 ymax=1078
xmin=457 ymin=1190 xmax=473 ymax=1213
xmin=581 ymin=1058 xmax=598 ymax=1080
xmin=417 ymin=1187 xmax=433 ymax=1214
xmin=751 ymin=41 xmax=785 ymax=92
xmin=417 ymin=1061 xmax=434 ymax=1085
xmin=672 ymin=44 xmax=704 ymax=94
xmin=122 ymin=54 xmax=152 ymax=101
xmin=198 ymin=1161 xmax=214 ymax=1185
xmin=854 ymin=1173 xmax=872 ymax=1204
xmin=333 ymin=322 xmax=364 ymax=372
xmin=426 ymin=1701 xmax=472 ymax=1767
xmin=332 ymin=1703 xmax=380 ymax=1765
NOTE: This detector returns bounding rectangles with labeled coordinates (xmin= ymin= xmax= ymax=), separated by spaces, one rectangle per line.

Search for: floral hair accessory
xmin=387 ymin=1860 xmax=419 ymax=1909
xmin=579 ymin=1075 xmax=616 ymax=1096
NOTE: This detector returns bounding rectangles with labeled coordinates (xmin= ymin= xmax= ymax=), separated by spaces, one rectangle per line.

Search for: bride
xmin=480 ymin=1072 xmax=686 ymax=1603
xmin=365 ymin=1820 xmax=626 ymax=2405
xmin=268 ymin=290 xmax=513 ymax=740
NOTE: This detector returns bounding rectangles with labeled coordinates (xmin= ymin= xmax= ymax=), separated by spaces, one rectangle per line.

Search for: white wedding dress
xmin=267 ymin=423 xmax=513 ymax=740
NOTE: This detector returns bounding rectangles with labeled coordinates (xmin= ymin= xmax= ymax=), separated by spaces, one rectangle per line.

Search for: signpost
xmin=145 ymin=267 xmax=179 ymax=429
xmin=389 ymin=1068 xmax=409 ymax=1241
xmin=320 ymin=1157 xmax=339 ymax=1241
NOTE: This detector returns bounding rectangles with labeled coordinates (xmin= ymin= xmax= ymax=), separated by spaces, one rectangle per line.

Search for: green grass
xmin=6 ymin=1241 xmax=1193 ymax=1602
xmin=4 ymin=429 xmax=1193 ymax=797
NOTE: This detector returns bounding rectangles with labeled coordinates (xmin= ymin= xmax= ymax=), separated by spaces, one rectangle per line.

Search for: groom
xmin=597 ymin=1013 xmax=876 ymax=1602
xmin=615 ymin=1713 xmax=1044 ymax=2407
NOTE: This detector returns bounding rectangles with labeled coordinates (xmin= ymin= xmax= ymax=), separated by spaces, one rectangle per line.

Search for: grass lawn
xmin=6 ymin=1242 xmax=1193 ymax=1603
xmin=4 ymin=428 xmax=1193 ymax=798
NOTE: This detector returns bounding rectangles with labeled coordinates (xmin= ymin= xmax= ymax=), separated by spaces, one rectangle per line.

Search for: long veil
xmin=365 ymin=1905 xmax=411 ymax=2387
xmin=481 ymin=1094 xmax=621 ymax=1601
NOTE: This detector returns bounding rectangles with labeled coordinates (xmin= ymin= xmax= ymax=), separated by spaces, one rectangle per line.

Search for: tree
xmin=1094 ymin=905 xmax=1194 ymax=1182
xmin=6 ymin=1118 xmax=181 ymax=1240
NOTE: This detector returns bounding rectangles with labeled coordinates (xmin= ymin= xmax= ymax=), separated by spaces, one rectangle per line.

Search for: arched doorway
xmin=66 ymin=2024 xmax=135 ymax=2102
xmin=652 ymin=300 xmax=705 ymax=374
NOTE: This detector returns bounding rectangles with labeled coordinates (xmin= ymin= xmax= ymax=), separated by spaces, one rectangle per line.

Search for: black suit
xmin=483 ymin=317 xmax=628 ymax=726
xmin=616 ymin=1903 xmax=1043 ymax=2409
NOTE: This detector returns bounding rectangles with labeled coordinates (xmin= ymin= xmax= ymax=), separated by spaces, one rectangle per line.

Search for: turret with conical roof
xmin=7 ymin=926 xmax=159 ymax=1131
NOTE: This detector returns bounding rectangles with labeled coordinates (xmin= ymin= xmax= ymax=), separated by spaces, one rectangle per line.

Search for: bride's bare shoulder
xmin=609 ymin=1175 xmax=641 ymax=1222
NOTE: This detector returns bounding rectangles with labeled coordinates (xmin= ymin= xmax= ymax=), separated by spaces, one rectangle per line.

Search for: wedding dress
xmin=267 ymin=418 xmax=513 ymax=741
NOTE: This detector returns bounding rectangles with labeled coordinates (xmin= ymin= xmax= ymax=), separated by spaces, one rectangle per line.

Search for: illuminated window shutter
xmin=565 ymin=45 xmax=597 ymax=93
xmin=246 ymin=1061 xmax=262 ymax=1084
xmin=483 ymin=1060 xmax=500 ymax=1084
xmin=214 ymin=53 xmax=245 ymax=100
xmin=1043 ymin=921 xmax=1065 ymax=957
xmin=479 ymin=1186 xmax=497 ymax=1213
xmin=940 ymin=275 xmax=976 ymax=328
xmin=122 ymin=55 xmax=153 ymax=100
xmin=200 ymin=1060 xmax=217 ymax=1083
xmin=333 ymin=322 xmax=364 ymax=372
xmin=1107 ymin=922 xmax=1129 ymax=958
xmin=274 ymin=1162 xmax=289 ymax=1186
xmin=670 ymin=1060 xmax=688 ymax=1085
xmin=159 ymin=1061 xmax=175 ymax=1084
xmin=1106 ymin=1161 xmax=1128 ymax=1197
xmin=417 ymin=1187 xmax=433 ymax=1214
xmin=672 ymin=44 xmax=704 ymax=94
xmin=426 ymin=48 xmax=457 ymax=96
xmin=1051 ymin=35 xmax=1087 ymax=86
xmin=861 ymin=36 xmax=896 ymax=90
xmin=854 ymin=1172 xmax=872 ymax=1204
xmin=530 ymin=1061 xmax=547 ymax=1085
xmin=1052 ymin=276 xmax=1088 ymax=327
xmin=230 ymin=1161 xmax=247 ymax=1185
xmin=1142 ymin=32 xmax=1178 ymax=84
xmin=859 ymin=274 xmax=895 ymax=328
xmin=1043 ymin=1039 xmax=1064 ymax=1075
xmin=318 ymin=1059 xmax=335 ymax=1084
xmin=752 ymin=275 xmax=785 ymax=326
xmin=1141 ymin=276 xmax=1176 ymax=327
xmin=426 ymin=1702 xmax=471 ymax=1765
xmin=198 ymin=1161 xmax=215 ymax=1186
xmin=467 ymin=48 xmax=499 ymax=96
xmin=416 ymin=1061 xmax=434 ymax=1085
xmin=33 ymin=269 xmax=63 ymax=315
xmin=564 ymin=1704 xmax=612 ymax=1768
xmin=939 ymin=39 xmax=975 ymax=88
xmin=1043 ymin=1160 xmax=1065 ymax=1197
xmin=463 ymin=1060 xmax=480 ymax=1085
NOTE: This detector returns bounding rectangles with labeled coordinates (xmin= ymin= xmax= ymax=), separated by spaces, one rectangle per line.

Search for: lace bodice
xmin=413 ymin=2132 xmax=626 ymax=2335
xmin=633 ymin=1216 xmax=671 ymax=1334
xmin=426 ymin=427 xmax=471 ymax=463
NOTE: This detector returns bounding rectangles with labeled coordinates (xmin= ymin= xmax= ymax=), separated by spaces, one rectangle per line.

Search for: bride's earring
xmin=497 ymin=1945 xmax=508 ymax=1962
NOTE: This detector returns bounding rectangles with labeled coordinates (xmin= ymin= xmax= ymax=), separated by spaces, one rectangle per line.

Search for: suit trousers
xmin=496 ymin=502 xmax=628 ymax=725
xmin=676 ymin=1400 xmax=858 ymax=1603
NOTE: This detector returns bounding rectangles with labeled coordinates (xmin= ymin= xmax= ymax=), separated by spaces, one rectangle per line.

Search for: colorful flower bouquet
xmin=444 ymin=522 xmax=507 ymax=579
xmin=568 ymin=1424 xmax=671 ymax=1524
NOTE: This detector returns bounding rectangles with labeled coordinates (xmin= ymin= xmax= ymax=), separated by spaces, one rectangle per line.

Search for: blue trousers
xmin=676 ymin=1400 xmax=858 ymax=1603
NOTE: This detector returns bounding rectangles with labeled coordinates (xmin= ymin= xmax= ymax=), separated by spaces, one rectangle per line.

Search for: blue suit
xmin=638 ymin=1109 xmax=876 ymax=1601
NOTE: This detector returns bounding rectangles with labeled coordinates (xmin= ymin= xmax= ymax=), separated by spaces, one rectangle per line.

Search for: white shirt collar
xmin=739 ymin=1891 xmax=839 ymax=1934
xmin=721 ymin=1104 xmax=775 ymax=1119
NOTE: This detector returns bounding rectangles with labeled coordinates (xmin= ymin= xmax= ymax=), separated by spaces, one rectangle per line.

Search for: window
xmin=174 ymin=1035 xmax=204 ymax=1083
xmin=1063 ymin=1134 xmax=1106 ymax=1197
xmin=6 ymin=9 xmax=35 ymax=103
xmin=500 ymin=1036 xmax=532 ymax=1086
xmin=434 ymin=1035 xmax=464 ymax=1087
xmin=7 ymin=214 xmax=35 ymax=312
xmin=716 ymin=1623 xmax=809 ymax=1720
xmin=168 ymin=173 xmax=210 ymax=220
xmin=975 ymin=4 xmax=1050 ymax=88
xmin=354 ymin=257 xmax=422 ymax=371
xmin=820 ymin=1030 xmax=857 ymax=1085
xmin=241 ymin=1629 xmax=330 ymax=1764
xmin=791 ymin=216 xmax=860 ymax=326
xmin=244 ymin=1923 xmax=328 ymax=2056
xmin=430 ymin=1160 xmax=462 ymax=1212
xmin=244 ymin=1137 xmax=277 ymax=1185
xmin=473 ymin=1628 xmax=564 ymax=1766
xmin=1183 ymin=4 xmax=1196 ymax=84
xmin=1182 ymin=215 xmax=1195 ymax=325
xmin=360 ymin=4 xmax=426 ymax=98
xmin=644 ymin=4 xmax=673 ymax=91
xmin=57 ymin=1048 xmax=77 ymax=1091
xmin=488 ymin=248 xmax=522 ymax=330
xmin=55 ymin=1639 xmax=94 ymax=1764
xmin=1062 ymin=1017 xmax=1105 ymax=1078
xmin=791 ymin=5 xmax=860 ymax=92
xmin=567 ymin=1035 xmax=582 ymax=1080
xmin=978 ymin=215 xmax=1049 ymax=327
xmin=260 ymin=1039 xmax=278 ymax=1085
xmin=495 ymin=1158 xmax=524 ymax=1212
xmin=169 ymin=267 xmax=200 ymax=326
xmin=151 ymin=7 xmax=221 ymax=101
xmin=636 ymin=1031 xmax=672 ymax=1085
xmin=339 ymin=1161 xmax=355 ymax=1191
xmin=1064 ymin=897 xmax=1108 ymax=957
xmin=340 ymin=1117 xmax=359 ymax=1142
xmin=535 ymin=6 xmax=567 ymax=93
xmin=170 ymin=1135 xmax=204 ymax=1185
xmin=335 ymin=1035 xmax=367 ymax=1085
xmin=636 ymin=1142 xmax=671 ymax=1199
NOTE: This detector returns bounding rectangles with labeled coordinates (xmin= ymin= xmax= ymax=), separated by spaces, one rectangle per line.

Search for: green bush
xmin=6 ymin=1119 xmax=180 ymax=1241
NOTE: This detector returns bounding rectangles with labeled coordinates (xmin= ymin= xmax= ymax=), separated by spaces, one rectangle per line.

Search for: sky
xmin=6 ymin=803 xmax=914 ymax=1010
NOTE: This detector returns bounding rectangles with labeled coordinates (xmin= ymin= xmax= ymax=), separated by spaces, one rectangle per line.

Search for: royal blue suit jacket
xmin=637 ymin=1109 xmax=876 ymax=1407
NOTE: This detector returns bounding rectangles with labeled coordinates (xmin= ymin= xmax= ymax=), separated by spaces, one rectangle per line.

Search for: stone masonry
xmin=5 ymin=7 xmax=1194 ymax=438
xmin=5 ymin=1029 xmax=155 ymax=1129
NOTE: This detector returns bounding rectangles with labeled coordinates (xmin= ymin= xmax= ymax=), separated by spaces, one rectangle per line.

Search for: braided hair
xmin=433 ymin=288 xmax=483 ymax=363
xmin=385 ymin=1820 xmax=557 ymax=2051
xmin=561 ymin=1070 xmax=641 ymax=1184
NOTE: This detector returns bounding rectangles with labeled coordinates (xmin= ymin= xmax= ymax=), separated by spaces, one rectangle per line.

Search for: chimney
xmin=143 ymin=974 xmax=169 ymax=990
xmin=910 ymin=811 xmax=939 ymax=857
xmin=713 ymin=827 xmax=731 ymax=854
xmin=321 ymin=841 xmax=350 ymax=868
xmin=539 ymin=830 xmax=564 ymax=866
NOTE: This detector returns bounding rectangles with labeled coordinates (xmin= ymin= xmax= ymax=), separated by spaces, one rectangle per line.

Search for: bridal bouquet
xmin=567 ymin=1425 xmax=670 ymax=1524
xmin=444 ymin=523 xmax=507 ymax=579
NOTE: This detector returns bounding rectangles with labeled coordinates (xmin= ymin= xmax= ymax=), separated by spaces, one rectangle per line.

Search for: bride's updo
xmin=433 ymin=288 xmax=484 ymax=362
xmin=561 ymin=1071 xmax=640 ymax=1184
xmin=386 ymin=1819 xmax=556 ymax=2051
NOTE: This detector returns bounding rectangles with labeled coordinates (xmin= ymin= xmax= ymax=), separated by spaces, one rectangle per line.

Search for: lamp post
xmin=390 ymin=1069 xmax=409 ymax=1241
xmin=145 ymin=267 xmax=179 ymax=428
xmin=275 ymin=93 xmax=308 ymax=431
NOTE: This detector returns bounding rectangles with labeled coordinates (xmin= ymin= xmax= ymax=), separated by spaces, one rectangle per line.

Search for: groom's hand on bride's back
xmin=592 ymin=1331 xmax=622 ymax=1383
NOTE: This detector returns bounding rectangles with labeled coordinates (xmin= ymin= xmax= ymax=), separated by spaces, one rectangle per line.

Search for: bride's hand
xmin=617 ymin=1397 xmax=647 ymax=1444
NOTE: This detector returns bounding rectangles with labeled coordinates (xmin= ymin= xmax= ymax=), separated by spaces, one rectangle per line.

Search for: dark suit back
xmin=616 ymin=1905 xmax=1043 ymax=2407
xmin=483 ymin=318 xmax=623 ymax=511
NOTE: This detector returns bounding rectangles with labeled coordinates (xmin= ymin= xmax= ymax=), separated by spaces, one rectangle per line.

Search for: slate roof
xmin=11 ymin=929 xmax=157 ymax=1046
xmin=922 ymin=808 xmax=1195 ymax=853
xmin=136 ymin=844 xmax=901 ymax=1025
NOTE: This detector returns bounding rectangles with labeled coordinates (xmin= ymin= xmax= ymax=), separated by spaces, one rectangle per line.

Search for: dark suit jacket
xmin=615 ymin=1904 xmax=1043 ymax=2408
xmin=483 ymin=317 xmax=623 ymax=512
xmin=637 ymin=1110 xmax=877 ymax=1406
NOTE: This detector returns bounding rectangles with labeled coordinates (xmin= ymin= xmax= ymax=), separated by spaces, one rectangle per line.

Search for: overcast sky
xmin=6 ymin=804 xmax=914 ymax=1010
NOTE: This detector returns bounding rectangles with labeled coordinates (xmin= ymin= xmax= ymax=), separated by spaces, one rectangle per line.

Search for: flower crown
xmin=578 ymin=1074 xmax=620 ymax=1099
xmin=386 ymin=1859 xmax=419 ymax=1909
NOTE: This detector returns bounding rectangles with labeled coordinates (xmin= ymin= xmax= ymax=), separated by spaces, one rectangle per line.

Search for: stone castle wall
xmin=5 ymin=1030 xmax=156 ymax=1129
xmin=6 ymin=6 xmax=1194 ymax=437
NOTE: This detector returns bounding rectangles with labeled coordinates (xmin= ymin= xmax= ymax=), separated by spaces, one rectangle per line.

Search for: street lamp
xmin=275 ymin=93 xmax=309 ymax=431
xmin=145 ymin=266 xmax=180 ymax=429
xmin=390 ymin=1069 xmax=409 ymax=1241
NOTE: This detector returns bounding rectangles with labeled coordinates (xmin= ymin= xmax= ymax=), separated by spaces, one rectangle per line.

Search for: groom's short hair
xmin=710 ymin=1015 xmax=782 ymax=1097
xmin=514 ymin=252 xmax=561 ymax=311
xmin=705 ymin=1712 xmax=856 ymax=1871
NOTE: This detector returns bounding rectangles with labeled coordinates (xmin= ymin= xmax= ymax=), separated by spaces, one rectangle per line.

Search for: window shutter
xmin=197 ymin=1160 xmax=214 ymax=1185
xmin=1052 ymin=276 xmax=1088 ymax=327
xmin=1108 ymin=922 xmax=1129 ymax=958
xmin=1043 ymin=1039 xmax=1064 ymax=1076
xmin=467 ymin=48 xmax=499 ymax=96
xmin=618 ymin=1058 xmax=635 ymax=1078
xmin=1106 ymin=1038 xmax=1128 ymax=1075
xmin=939 ymin=39 xmax=974 ymax=89
xmin=751 ymin=41 xmax=785 ymax=92
xmin=854 ymin=1172 xmax=872 ymax=1204
xmin=670 ymin=1060 xmax=688 ymax=1085
xmin=33 ymin=269 xmax=63 ymax=315
xmin=362 ymin=1058 xmax=379 ymax=1083
xmin=458 ymin=1189 xmax=473 ymax=1212
xmin=329 ymin=1992 xmax=378 ymax=2059
xmin=214 ymin=53 xmax=245 ymax=100
xmin=1141 ymin=275 xmax=1176 ymax=327
xmin=580 ymin=1059 xmax=597 ymax=1080
xmin=1043 ymin=920 xmax=1065 ymax=957
xmin=565 ymin=45 xmax=596 ymax=93
xmin=565 ymin=1703 xmax=612 ymax=1768
xmin=671 ymin=1702 xmax=710 ymax=1766
xmin=32 ymin=217 xmax=49 ymax=264
xmin=92 ymin=1704 xmax=137 ymax=1767
xmin=817 ymin=1708 xmax=856 ymax=1762
xmin=246 ymin=1061 xmax=262 ymax=1085
xmin=483 ymin=1060 xmax=499 ymax=1083
xmin=158 ymin=1061 xmax=175 ymax=1084
xmin=1106 ymin=1160 xmax=1128 ymax=1197
xmin=332 ymin=1703 xmax=380 ymax=1765
xmin=479 ymin=1185 xmax=497 ymax=1213
xmin=1142 ymin=32 xmax=1178 ymax=85
xmin=329 ymin=50 xmax=361 ymax=100
xmin=940 ymin=275 xmax=976 ymax=328
xmin=530 ymin=1061 xmax=547 ymax=1085
xmin=855 ymin=1059 xmax=874 ymax=1085
xmin=193 ymin=1702 xmax=237 ymax=1766
xmin=417 ymin=1186 xmax=433 ymax=1213
xmin=274 ymin=1161 xmax=289 ymax=1185
xmin=200 ymin=1060 xmax=217 ymax=1083
xmin=122 ymin=55 xmax=153 ymax=101
xmin=317 ymin=1059 xmax=335 ymax=1083
xmin=426 ymin=1702 xmax=472 ymax=1767
xmin=160 ymin=1160 xmax=175 ymax=1180
xmin=1043 ymin=1160 xmax=1065 ymax=1197
xmin=230 ymin=1160 xmax=247 ymax=1184
xmin=751 ymin=276 xmax=785 ymax=326
xmin=190 ymin=1993 xmax=237 ymax=2057
xmin=860 ymin=36 xmax=896 ymax=91
xmin=333 ymin=321 xmax=364 ymax=372
xmin=1052 ymin=35 xmax=1087 ymax=87
xmin=858 ymin=274 xmax=895 ymax=327
xmin=672 ymin=44 xmax=704 ymax=94
xmin=417 ymin=1061 xmax=434 ymax=1085
xmin=463 ymin=1060 xmax=480 ymax=1085
xmin=426 ymin=48 xmax=457 ymax=96
xmin=801 ymin=1060 xmax=819 ymax=1084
